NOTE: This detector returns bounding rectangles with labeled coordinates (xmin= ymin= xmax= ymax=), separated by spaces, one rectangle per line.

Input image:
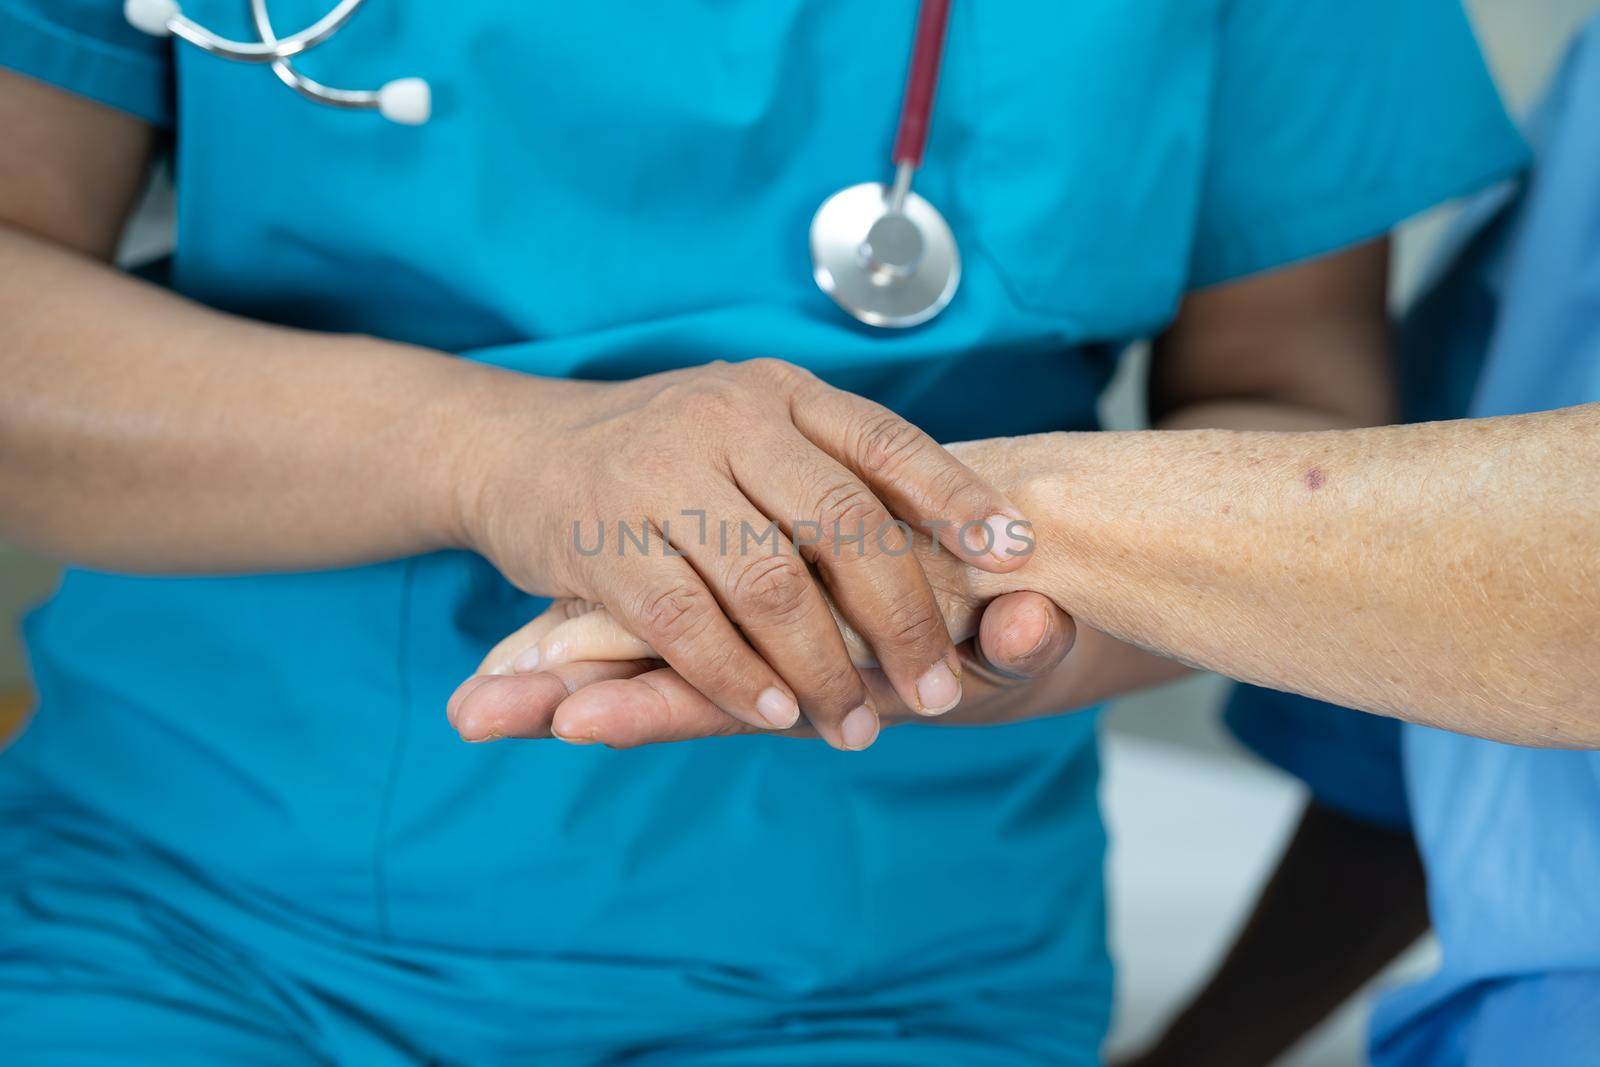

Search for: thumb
xmin=975 ymin=591 xmax=1076 ymax=681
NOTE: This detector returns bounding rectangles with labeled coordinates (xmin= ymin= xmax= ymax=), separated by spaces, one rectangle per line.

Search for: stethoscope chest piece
xmin=811 ymin=0 xmax=959 ymax=329
xmin=811 ymin=179 xmax=960 ymax=329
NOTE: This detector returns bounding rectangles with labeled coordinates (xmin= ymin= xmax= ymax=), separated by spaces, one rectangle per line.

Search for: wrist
xmin=429 ymin=361 xmax=599 ymax=558
xmin=988 ymin=427 xmax=1309 ymax=668
xmin=953 ymin=429 xmax=1219 ymax=624
xmin=947 ymin=432 xmax=1087 ymax=607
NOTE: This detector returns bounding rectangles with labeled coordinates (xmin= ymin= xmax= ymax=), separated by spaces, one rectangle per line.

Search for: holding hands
xmin=451 ymin=435 xmax=1104 ymax=750
xmin=456 ymin=360 xmax=1039 ymax=750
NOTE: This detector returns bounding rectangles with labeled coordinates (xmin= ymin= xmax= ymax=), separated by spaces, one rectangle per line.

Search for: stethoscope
xmin=125 ymin=0 xmax=960 ymax=328
xmin=124 ymin=0 xmax=432 ymax=124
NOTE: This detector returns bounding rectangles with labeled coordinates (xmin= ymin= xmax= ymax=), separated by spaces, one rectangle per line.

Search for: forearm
xmin=992 ymin=376 xmax=1386 ymax=716
xmin=980 ymin=407 xmax=1600 ymax=745
xmin=0 ymin=223 xmax=575 ymax=573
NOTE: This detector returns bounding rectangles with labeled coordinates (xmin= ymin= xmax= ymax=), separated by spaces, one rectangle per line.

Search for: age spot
xmin=1304 ymin=468 xmax=1326 ymax=491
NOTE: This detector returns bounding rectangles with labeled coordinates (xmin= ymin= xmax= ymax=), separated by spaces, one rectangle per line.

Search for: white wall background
xmin=1 ymin=2 xmax=1596 ymax=1063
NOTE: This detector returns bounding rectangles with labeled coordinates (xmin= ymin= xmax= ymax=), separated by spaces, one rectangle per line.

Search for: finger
xmin=667 ymin=488 xmax=876 ymax=751
xmin=854 ymin=644 xmax=1024 ymax=728
xmin=788 ymin=381 xmax=1034 ymax=573
xmin=732 ymin=443 xmax=962 ymax=718
xmin=472 ymin=597 xmax=601 ymax=677
xmin=812 ymin=589 xmax=879 ymax=669
xmin=516 ymin=604 xmax=658 ymax=669
xmin=448 ymin=659 xmax=654 ymax=742
xmin=975 ymin=592 xmax=1077 ymax=681
xmin=594 ymin=543 xmax=804 ymax=732
xmin=533 ymin=596 xmax=883 ymax=675
xmin=553 ymin=668 xmax=831 ymax=749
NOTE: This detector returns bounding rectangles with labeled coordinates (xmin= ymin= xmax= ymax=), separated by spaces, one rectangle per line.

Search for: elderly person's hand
xmin=447 ymin=588 xmax=1076 ymax=749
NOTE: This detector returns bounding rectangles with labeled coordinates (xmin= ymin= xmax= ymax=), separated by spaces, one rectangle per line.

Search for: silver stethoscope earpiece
xmin=124 ymin=0 xmax=431 ymax=125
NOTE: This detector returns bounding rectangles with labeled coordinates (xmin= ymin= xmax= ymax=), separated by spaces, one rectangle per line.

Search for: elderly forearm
xmin=980 ymin=407 xmax=1600 ymax=746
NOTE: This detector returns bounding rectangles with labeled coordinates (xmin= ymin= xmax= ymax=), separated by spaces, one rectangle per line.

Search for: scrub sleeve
xmin=1189 ymin=0 xmax=1525 ymax=288
xmin=0 ymin=0 xmax=173 ymax=126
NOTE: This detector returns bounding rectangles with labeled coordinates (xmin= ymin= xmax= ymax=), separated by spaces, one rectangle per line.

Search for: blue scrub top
xmin=0 ymin=1 xmax=1524 ymax=1062
xmin=1231 ymin=18 xmax=1600 ymax=1067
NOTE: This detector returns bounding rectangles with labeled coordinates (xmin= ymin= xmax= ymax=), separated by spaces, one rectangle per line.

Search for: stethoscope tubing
xmin=164 ymin=0 xmax=367 ymax=62
xmin=249 ymin=0 xmax=380 ymax=109
xmin=127 ymin=0 xmax=429 ymax=121
xmin=890 ymin=0 xmax=952 ymax=170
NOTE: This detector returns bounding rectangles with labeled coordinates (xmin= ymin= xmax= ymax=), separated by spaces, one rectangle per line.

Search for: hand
xmin=447 ymin=590 xmax=1077 ymax=748
xmin=449 ymin=435 xmax=1085 ymax=747
xmin=455 ymin=360 xmax=1035 ymax=750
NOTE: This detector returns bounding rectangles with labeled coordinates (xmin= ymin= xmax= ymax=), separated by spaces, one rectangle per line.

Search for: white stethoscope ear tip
xmin=124 ymin=0 xmax=179 ymax=37
xmin=378 ymin=78 xmax=431 ymax=125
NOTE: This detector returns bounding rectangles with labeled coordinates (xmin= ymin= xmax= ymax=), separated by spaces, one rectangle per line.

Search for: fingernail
xmin=840 ymin=704 xmax=879 ymax=751
xmin=551 ymin=726 xmax=597 ymax=746
xmin=512 ymin=645 xmax=541 ymax=673
xmin=1004 ymin=614 xmax=1052 ymax=660
xmin=986 ymin=514 xmax=1033 ymax=563
xmin=756 ymin=687 xmax=801 ymax=729
xmin=460 ymin=718 xmax=502 ymax=743
xmin=915 ymin=660 xmax=961 ymax=715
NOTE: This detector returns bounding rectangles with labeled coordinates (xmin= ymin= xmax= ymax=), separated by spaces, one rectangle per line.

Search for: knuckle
xmin=633 ymin=581 xmax=713 ymax=646
xmin=853 ymin=411 xmax=927 ymax=479
xmin=677 ymin=382 xmax=742 ymax=425
xmin=695 ymin=639 xmax=751 ymax=692
xmin=743 ymin=357 xmax=807 ymax=389
xmin=924 ymin=461 xmax=982 ymax=515
xmin=728 ymin=554 xmax=813 ymax=624
xmin=877 ymin=596 xmax=948 ymax=651
xmin=811 ymin=663 xmax=866 ymax=709
xmin=813 ymin=479 xmax=888 ymax=541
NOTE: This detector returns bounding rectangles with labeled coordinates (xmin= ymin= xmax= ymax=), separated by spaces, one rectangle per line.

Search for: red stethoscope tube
xmin=890 ymin=0 xmax=953 ymax=169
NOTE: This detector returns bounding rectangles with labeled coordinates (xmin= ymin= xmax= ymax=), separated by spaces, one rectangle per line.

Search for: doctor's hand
xmin=456 ymin=358 xmax=1034 ymax=751
xmin=447 ymin=588 xmax=1079 ymax=748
